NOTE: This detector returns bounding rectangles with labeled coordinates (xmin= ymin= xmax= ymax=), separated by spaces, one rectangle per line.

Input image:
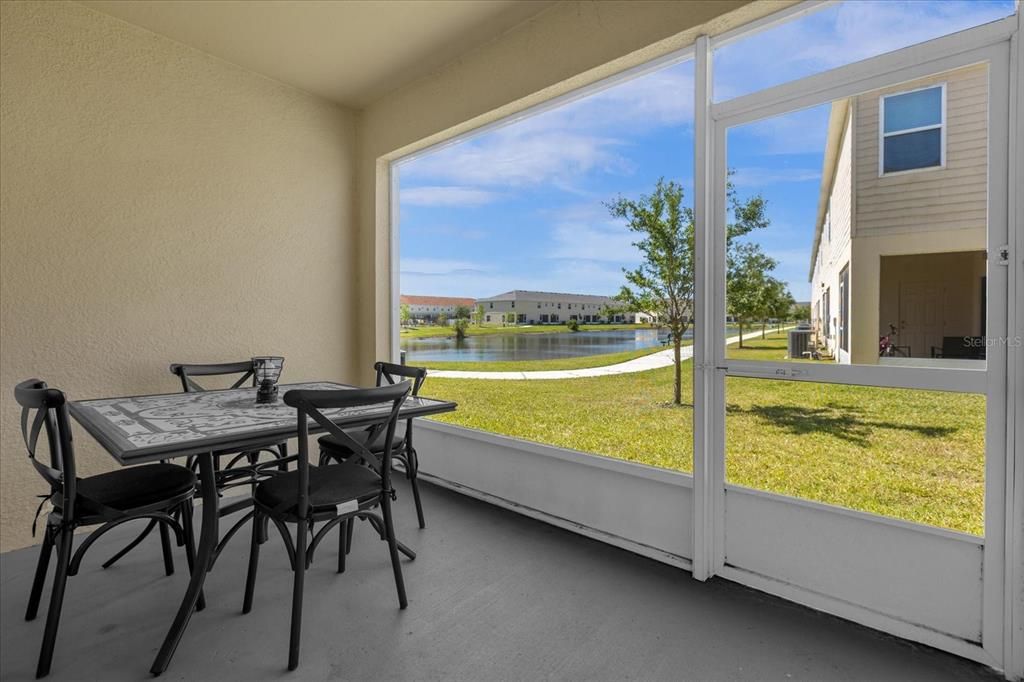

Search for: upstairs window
xmin=880 ymin=84 xmax=944 ymax=174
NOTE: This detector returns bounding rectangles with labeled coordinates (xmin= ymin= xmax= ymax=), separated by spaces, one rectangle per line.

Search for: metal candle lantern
xmin=252 ymin=356 xmax=285 ymax=404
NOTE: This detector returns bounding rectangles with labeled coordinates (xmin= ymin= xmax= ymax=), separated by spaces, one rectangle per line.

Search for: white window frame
xmin=878 ymin=82 xmax=947 ymax=177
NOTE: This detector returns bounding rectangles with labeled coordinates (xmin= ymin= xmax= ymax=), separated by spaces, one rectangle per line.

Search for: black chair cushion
xmin=255 ymin=462 xmax=381 ymax=516
xmin=73 ymin=463 xmax=196 ymax=512
xmin=318 ymin=427 xmax=405 ymax=457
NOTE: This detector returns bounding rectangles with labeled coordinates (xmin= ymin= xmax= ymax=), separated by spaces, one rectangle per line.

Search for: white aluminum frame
xmin=705 ymin=23 xmax=1013 ymax=672
xmin=384 ymin=3 xmax=1021 ymax=676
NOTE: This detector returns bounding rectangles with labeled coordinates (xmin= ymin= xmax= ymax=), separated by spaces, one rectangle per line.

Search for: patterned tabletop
xmin=69 ymin=381 xmax=456 ymax=464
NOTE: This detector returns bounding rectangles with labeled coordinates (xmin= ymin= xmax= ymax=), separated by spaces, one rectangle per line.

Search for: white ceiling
xmin=80 ymin=0 xmax=556 ymax=108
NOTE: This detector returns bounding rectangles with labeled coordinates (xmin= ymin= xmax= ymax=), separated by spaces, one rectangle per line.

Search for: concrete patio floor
xmin=0 ymin=478 xmax=1001 ymax=681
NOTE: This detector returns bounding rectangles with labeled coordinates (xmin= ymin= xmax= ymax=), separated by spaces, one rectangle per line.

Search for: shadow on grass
xmin=657 ymin=402 xmax=694 ymax=409
xmin=727 ymin=401 xmax=958 ymax=447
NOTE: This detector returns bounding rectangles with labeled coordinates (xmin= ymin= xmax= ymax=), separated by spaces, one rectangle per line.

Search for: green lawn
xmin=400 ymin=322 xmax=649 ymax=340
xmin=425 ymin=331 xmax=985 ymax=535
xmin=422 ymin=344 xmax=682 ymax=371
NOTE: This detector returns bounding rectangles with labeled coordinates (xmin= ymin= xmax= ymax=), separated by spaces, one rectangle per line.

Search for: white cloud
xmin=401 ymin=130 xmax=632 ymax=192
xmin=401 ymin=186 xmax=504 ymax=207
xmin=716 ymin=1 xmax=1012 ymax=154
xmin=516 ymin=64 xmax=695 ymax=134
xmin=400 ymin=258 xmax=488 ymax=276
xmin=543 ymin=202 xmax=641 ymax=264
xmin=715 ymin=1 xmax=1013 ymax=100
xmin=399 ymin=61 xmax=695 ymax=194
xmin=399 ymin=254 xmax=632 ymax=300
xmin=796 ymin=1 xmax=1012 ymax=71
xmin=730 ymin=167 xmax=821 ymax=187
xmin=730 ymin=103 xmax=831 ymax=156
xmin=406 ymin=224 xmax=486 ymax=241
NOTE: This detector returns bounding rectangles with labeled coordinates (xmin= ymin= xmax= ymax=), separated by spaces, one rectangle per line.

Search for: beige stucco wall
xmin=353 ymin=0 xmax=790 ymax=378
xmin=0 ymin=1 xmax=357 ymax=551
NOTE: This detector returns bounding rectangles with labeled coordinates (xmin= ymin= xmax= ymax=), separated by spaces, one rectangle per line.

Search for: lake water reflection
xmin=402 ymin=328 xmax=675 ymax=363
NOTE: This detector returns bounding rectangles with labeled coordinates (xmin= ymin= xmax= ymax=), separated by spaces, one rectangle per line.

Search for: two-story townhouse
xmin=400 ymin=295 xmax=475 ymax=322
xmin=475 ymin=290 xmax=636 ymax=325
xmin=809 ymin=63 xmax=988 ymax=365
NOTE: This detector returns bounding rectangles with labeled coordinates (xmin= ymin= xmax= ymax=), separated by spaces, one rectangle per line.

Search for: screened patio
xmin=1 ymin=1 xmax=1022 ymax=680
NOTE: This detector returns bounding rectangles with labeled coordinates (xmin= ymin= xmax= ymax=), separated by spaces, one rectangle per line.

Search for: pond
xmin=402 ymin=328 xmax=678 ymax=363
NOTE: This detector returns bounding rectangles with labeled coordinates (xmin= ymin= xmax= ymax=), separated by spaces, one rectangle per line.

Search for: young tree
xmin=437 ymin=312 xmax=448 ymax=327
xmin=609 ymin=177 xmax=769 ymax=405
xmin=599 ymin=304 xmax=620 ymax=324
xmin=609 ymin=179 xmax=693 ymax=405
xmin=454 ymin=304 xmax=471 ymax=320
xmin=474 ymin=303 xmax=485 ymax=326
xmin=399 ymin=303 xmax=411 ymax=327
xmin=727 ymin=243 xmax=777 ymax=348
xmin=765 ymin=282 xmax=795 ymax=335
xmin=452 ymin=317 xmax=470 ymax=340
xmin=504 ymin=312 xmax=516 ymax=326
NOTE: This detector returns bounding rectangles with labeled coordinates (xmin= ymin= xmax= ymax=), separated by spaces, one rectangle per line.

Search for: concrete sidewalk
xmin=428 ymin=327 xmax=793 ymax=380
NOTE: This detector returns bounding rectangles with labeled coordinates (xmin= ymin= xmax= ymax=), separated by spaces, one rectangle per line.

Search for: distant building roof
xmin=400 ymin=295 xmax=475 ymax=307
xmin=476 ymin=290 xmax=617 ymax=304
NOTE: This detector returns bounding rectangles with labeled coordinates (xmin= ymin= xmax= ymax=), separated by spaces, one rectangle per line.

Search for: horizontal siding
xmin=863 ymin=179 xmax=986 ymax=199
xmin=854 ymin=64 xmax=988 ymax=238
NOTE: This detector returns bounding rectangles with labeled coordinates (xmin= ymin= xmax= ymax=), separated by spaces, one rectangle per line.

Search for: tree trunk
xmin=738 ymin=322 xmax=744 ymax=348
xmin=761 ymin=320 xmax=766 ymax=339
xmin=673 ymin=336 xmax=682 ymax=405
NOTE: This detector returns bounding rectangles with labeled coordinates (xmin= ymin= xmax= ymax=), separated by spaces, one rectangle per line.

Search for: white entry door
xmin=900 ymin=281 xmax=945 ymax=357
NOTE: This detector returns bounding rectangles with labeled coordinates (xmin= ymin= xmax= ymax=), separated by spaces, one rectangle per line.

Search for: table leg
xmin=150 ymin=453 xmax=219 ymax=676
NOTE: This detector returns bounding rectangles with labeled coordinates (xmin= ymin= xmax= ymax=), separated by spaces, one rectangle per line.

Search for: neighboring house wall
xmin=811 ymin=107 xmax=854 ymax=359
xmin=480 ymin=294 xmax=620 ymax=324
xmin=854 ymin=64 xmax=988 ymax=239
xmin=400 ymin=296 xmax=474 ymax=321
xmin=849 ymin=64 xmax=988 ymax=364
xmin=810 ymin=64 xmax=989 ymax=365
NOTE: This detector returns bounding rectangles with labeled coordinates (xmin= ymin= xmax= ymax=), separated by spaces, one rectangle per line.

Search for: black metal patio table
xmin=68 ymin=381 xmax=456 ymax=675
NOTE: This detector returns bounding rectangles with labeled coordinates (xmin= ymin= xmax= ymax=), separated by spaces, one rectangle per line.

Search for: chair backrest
xmin=374 ymin=361 xmax=426 ymax=396
xmin=169 ymin=361 xmax=257 ymax=393
xmin=283 ymin=382 xmax=411 ymax=520
xmin=14 ymin=379 xmax=77 ymax=521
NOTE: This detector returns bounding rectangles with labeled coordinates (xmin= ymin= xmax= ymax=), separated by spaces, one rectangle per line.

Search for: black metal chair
xmin=102 ymin=360 xmax=289 ymax=571
xmin=318 ymin=362 xmax=428 ymax=528
xmin=170 ymin=361 xmax=290 ymax=479
xmin=14 ymin=379 xmax=200 ymax=679
xmin=931 ymin=336 xmax=986 ymax=359
xmin=241 ymin=381 xmax=412 ymax=671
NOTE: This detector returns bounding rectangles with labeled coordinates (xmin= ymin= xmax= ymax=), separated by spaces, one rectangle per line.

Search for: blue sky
xmin=398 ymin=0 xmax=1014 ymax=303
